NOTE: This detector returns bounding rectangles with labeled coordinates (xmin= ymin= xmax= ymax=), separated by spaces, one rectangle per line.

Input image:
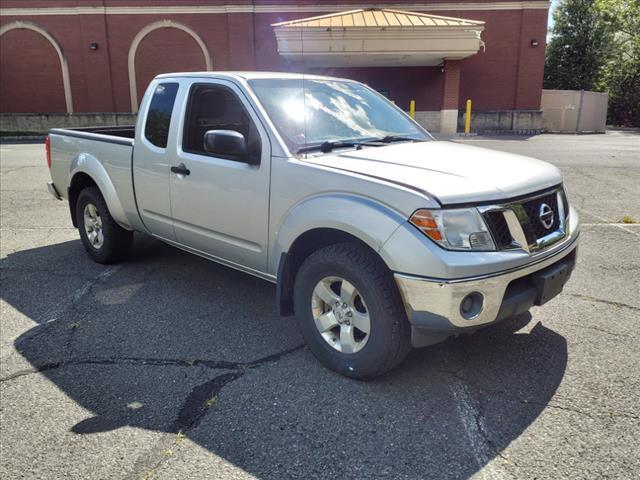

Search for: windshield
xmin=248 ymin=78 xmax=430 ymax=154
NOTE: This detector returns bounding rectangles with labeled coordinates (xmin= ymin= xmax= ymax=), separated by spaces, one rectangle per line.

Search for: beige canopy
xmin=272 ymin=8 xmax=485 ymax=67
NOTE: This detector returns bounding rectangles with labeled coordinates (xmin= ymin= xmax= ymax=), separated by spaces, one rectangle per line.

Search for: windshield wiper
xmin=296 ymin=136 xmax=423 ymax=155
xmin=296 ymin=140 xmax=367 ymax=155
xmin=378 ymin=135 xmax=422 ymax=143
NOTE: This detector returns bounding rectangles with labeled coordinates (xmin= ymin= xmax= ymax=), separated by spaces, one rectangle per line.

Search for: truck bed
xmin=48 ymin=125 xmax=139 ymax=230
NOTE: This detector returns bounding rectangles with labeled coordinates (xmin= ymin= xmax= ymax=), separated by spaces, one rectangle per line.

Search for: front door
xmin=168 ymin=80 xmax=271 ymax=273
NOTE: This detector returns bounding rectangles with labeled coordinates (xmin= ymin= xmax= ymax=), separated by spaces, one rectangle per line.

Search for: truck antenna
xmin=301 ymin=18 xmax=307 ymax=156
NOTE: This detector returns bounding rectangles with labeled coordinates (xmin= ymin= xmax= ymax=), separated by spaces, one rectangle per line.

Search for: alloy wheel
xmin=311 ymin=276 xmax=371 ymax=353
xmin=83 ymin=203 xmax=104 ymax=249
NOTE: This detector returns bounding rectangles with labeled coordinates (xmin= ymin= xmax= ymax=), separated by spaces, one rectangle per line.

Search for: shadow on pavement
xmin=1 ymin=236 xmax=567 ymax=479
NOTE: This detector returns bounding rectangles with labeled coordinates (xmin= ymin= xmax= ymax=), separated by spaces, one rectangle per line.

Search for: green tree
xmin=597 ymin=0 xmax=640 ymax=48
xmin=544 ymin=0 xmax=613 ymax=90
xmin=597 ymin=0 xmax=640 ymax=126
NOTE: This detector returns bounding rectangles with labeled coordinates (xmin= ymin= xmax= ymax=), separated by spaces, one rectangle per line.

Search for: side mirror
xmin=203 ymin=130 xmax=248 ymax=158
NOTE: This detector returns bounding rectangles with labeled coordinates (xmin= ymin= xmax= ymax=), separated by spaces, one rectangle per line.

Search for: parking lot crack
xmin=0 ymin=345 xmax=304 ymax=383
xmin=1 ymin=165 xmax=37 ymax=174
xmin=449 ymin=377 xmax=515 ymax=478
xmin=441 ymin=369 xmax=639 ymax=423
xmin=475 ymin=396 xmax=520 ymax=471
xmin=0 ymin=266 xmax=98 ymax=279
xmin=568 ymin=294 xmax=640 ymax=312
xmin=125 ymin=344 xmax=304 ymax=480
xmin=127 ymin=371 xmax=246 ymax=480
xmin=562 ymin=322 xmax=633 ymax=339
xmin=545 ymin=402 xmax=639 ymax=421
xmin=2 ymin=346 xmax=305 ymax=480
xmin=0 ymin=361 xmax=65 ymax=382
xmin=173 ymin=371 xmax=244 ymax=432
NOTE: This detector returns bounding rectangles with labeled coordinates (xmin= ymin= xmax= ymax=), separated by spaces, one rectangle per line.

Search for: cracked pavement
xmin=1 ymin=132 xmax=639 ymax=479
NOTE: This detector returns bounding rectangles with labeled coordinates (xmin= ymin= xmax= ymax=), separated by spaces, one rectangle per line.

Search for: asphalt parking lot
xmin=1 ymin=131 xmax=639 ymax=480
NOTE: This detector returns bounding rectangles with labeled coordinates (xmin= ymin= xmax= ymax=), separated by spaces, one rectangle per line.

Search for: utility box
xmin=541 ymin=89 xmax=608 ymax=133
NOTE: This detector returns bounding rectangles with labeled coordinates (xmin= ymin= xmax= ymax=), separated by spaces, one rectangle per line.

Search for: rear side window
xmin=144 ymin=83 xmax=179 ymax=148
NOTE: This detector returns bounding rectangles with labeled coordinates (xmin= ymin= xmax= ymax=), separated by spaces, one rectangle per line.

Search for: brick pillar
xmin=440 ymin=59 xmax=461 ymax=134
xmin=514 ymin=9 xmax=548 ymax=110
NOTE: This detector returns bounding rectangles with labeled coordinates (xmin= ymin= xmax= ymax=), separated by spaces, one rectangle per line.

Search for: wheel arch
xmin=68 ymin=172 xmax=97 ymax=227
xmin=68 ymin=156 xmax=131 ymax=229
xmin=272 ymin=194 xmax=406 ymax=316
xmin=277 ymin=228 xmax=392 ymax=316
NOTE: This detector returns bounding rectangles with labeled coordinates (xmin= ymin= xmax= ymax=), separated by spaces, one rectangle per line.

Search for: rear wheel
xmin=76 ymin=186 xmax=133 ymax=264
xmin=293 ymin=242 xmax=411 ymax=379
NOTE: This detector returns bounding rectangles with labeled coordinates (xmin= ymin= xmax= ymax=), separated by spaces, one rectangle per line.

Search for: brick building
xmin=0 ymin=1 xmax=550 ymax=133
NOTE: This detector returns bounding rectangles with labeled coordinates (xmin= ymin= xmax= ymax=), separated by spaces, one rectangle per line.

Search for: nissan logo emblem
xmin=539 ymin=203 xmax=554 ymax=229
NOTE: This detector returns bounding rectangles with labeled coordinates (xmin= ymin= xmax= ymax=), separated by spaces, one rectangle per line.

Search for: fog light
xmin=460 ymin=292 xmax=483 ymax=319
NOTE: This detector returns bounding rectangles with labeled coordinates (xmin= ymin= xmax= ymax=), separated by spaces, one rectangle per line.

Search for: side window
xmin=183 ymin=84 xmax=261 ymax=163
xmin=144 ymin=83 xmax=179 ymax=148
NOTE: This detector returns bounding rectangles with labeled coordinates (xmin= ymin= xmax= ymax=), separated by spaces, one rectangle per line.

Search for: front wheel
xmin=76 ymin=186 xmax=133 ymax=264
xmin=293 ymin=243 xmax=411 ymax=379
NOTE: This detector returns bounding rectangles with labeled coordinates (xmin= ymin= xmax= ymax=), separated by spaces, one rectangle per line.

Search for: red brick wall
xmin=442 ymin=60 xmax=462 ymax=110
xmin=134 ymin=28 xmax=208 ymax=102
xmin=514 ymin=9 xmax=548 ymax=110
xmin=0 ymin=28 xmax=67 ymax=113
xmin=98 ymin=13 xmax=232 ymax=112
xmin=227 ymin=12 xmax=256 ymax=70
xmin=457 ymin=10 xmax=522 ymax=110
xmin=0 ymin=1 xmax=549 ymax=114
xmin=457 ymin=9 xmax=548 ymax=110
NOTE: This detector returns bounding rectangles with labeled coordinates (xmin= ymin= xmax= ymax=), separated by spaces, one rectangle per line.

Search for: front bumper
xmin=395 ymin=233 xmax=578 ymax=347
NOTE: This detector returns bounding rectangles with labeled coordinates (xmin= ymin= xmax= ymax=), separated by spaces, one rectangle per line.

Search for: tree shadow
xmin=2 ymin=236 xmax=567 ymax=479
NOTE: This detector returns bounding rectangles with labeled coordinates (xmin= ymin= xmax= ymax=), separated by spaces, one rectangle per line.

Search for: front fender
xmin=270 ymin=193 xmax=406 ymax=274
xmin=69 ymin=153 xmax=131 ymax=229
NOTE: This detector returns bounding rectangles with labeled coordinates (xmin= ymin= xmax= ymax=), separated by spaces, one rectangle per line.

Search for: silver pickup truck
xmin=46 ymin=72 xmax=579 ymax=378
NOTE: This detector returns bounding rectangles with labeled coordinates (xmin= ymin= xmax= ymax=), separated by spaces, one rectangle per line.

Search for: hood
xmin=304 ymin=141 xmax=563 ymax=205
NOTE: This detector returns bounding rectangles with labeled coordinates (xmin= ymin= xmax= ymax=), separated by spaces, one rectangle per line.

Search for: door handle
xmin=171 ymin=163 xmax=190 ymax=176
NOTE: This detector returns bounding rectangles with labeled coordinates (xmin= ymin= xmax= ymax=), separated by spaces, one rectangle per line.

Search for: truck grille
xmin=522 ymin=191 xmax=561 ymax=238
xmin=480 ymin=186 xmax=568 ymax=253
xmin=484 ymin=211 xmax=512 ymax=249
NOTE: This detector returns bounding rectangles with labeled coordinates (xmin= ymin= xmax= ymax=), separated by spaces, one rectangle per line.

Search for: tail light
xmin=45 ymin=136 xmax=51 ymax=169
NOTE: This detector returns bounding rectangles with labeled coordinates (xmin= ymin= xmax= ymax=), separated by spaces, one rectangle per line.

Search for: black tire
xmin=76 ymin=186 xmax=133 ymax=264
xmin=293 ymin=242 xmax=411 ymax=379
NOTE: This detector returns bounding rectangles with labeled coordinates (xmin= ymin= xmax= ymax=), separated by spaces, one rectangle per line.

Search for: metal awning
xmin=272 ymin=8 xmax=485 ymax=67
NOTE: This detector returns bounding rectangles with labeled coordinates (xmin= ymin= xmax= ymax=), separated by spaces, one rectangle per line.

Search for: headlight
xmin=410 ymin=208 xmax=496 ymax=251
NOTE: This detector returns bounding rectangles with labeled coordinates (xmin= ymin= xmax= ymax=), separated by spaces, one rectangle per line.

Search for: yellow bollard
xmin=465 ymin=99 xmax=472 ymax=134
xmin=409 ymin=100 xmax=416 ymax=119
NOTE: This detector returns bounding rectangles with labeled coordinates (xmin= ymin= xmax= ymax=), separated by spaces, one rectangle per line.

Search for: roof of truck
xmin=154 ymin=71 xmax=350 ymax=82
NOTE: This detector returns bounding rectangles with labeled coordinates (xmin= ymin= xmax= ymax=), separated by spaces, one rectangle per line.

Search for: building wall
xmin=0 ymin=28 xmax=67 ymax=113
xmin=0 ymin=0 xmax=550 ymax=115
xmin=133 ymin=27 xmax=210 ymax=103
